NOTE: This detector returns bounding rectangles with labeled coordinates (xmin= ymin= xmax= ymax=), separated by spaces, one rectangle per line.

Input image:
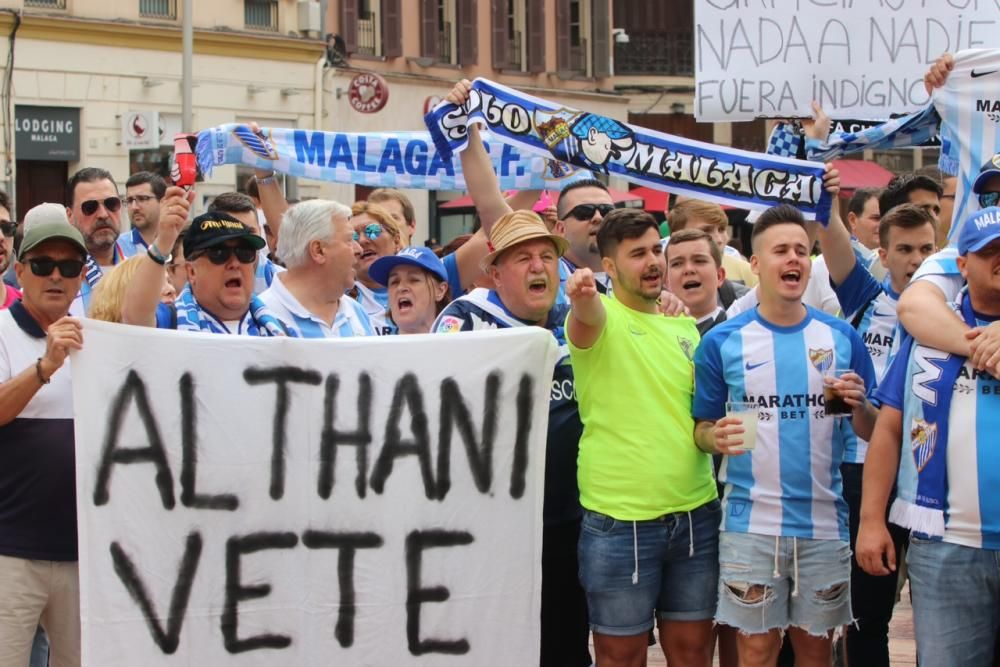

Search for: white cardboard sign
xmin=695 ymin=0 xmax=1000 ymax=121
xmin=72 ymin=321 xmax=556 ymax=665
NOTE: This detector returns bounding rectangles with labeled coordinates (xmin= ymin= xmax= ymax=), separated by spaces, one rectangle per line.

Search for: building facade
xmin=0 ymin=0 xmax=326 ymax=218
xmin=325 ymin=0 xmax=630 ymax=242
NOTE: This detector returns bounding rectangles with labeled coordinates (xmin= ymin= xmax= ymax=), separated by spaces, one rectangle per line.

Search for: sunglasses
xmin=566 ymin=203 xmax=615 ymax=220
xmin=190 ymin=245 xmax=257 ymax=265
xmin=0 ymin=220 xmax=14 ymax=238
xmin=27 ymin=256 xmax=85 ymax=278
xmin=980 ymin=192 xmax=1000 ymax=209
xmin=353 ymin=223 xmax=384 ymax=242
xmin=80 ymin=197 xmax=122 ymax=216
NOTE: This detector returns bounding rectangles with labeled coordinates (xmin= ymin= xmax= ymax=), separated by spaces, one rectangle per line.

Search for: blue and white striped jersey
xmin=693 ymin=307 xmax=875 ymax=540
xmin=933 ymin=50 xmax=1000 ymax=242
xmin=833 ymin=262 xmax=900 ymax=463
xmin=259 ymin=274 xmax=374 ymax=338
xmin=117 ymin=227 xmax=149 ymax=258
xmin=254 ymin=253 xmax=283 ymax=295
xmin=353 ymin=282 xmax=395 ymax=336
xmin=877 ymin=315 xmax=1000 ymax=550
xmin=910 ymin=247 xmax=964 ymax=303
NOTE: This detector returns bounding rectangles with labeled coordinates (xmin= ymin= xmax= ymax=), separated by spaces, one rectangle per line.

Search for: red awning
xmin=439 ymin=187 xmax=644 ymax=210
xmin=832 ymin=159 xmax=894 ymax=194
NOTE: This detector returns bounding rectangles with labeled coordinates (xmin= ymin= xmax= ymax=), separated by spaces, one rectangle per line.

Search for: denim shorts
xmin=716 ymin=532 xmax=852 ymax=636
xmin=577 ymin=499 xmax=720 ymax=636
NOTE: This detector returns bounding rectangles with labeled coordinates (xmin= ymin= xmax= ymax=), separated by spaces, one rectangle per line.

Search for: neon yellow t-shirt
xmin=568 ymin=295 xmax=717 ymax=520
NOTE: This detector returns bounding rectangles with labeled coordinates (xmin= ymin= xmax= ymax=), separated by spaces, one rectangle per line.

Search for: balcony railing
xmin=140 ymin=0 xmax=177 ymax=19
xmin=25 ymin=0 xmax=66 ymax=8
xmin=615 ymin=30 xmax=694 ymax=76
xmin=438 ymin=20 xmax=452 ymax=64
xmin=357 ymin=12 xmax=376 ymax=56
xmin=567 ymin=37 xmax=588 ymax=75
xmin=507 ymin=30 xmax=522 ymax=70
xmin=245 ymin=0 xmax=278 ymax=31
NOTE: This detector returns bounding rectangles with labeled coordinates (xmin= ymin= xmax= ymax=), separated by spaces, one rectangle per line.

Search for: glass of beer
xmin=725 ymin=401 xmax=758 ymax=451
xmin=824 ymin=368 xmax=854 ymax=416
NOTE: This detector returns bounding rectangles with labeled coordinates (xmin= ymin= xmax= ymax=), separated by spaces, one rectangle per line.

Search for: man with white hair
xmin=259 ymin=199 xmax=374 ymax=338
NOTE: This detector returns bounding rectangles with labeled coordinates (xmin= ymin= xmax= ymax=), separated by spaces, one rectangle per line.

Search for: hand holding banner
xmin=425 ymin=78 xmax=832 ymax=221
xmin=195 ymin=124 xmax=587 ymax=192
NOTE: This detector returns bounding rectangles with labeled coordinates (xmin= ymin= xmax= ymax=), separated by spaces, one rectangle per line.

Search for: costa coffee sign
xmin=348 ymin=73 xmax=389 ymax=114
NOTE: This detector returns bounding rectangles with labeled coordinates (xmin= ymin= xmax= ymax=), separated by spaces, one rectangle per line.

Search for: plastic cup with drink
xmin=823 ymin=368 xmax=855 ymax=416
xmin=725 ymin=401 xmax=758 ymax=452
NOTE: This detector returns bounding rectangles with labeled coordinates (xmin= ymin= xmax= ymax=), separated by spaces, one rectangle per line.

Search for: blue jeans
xmin=577 ymin=500 xmax=720 ymax=635
xmin=30 ymin=627 xmax=48 ymax=667
xmin=908 ymin=536 xmax=1000 ymax=667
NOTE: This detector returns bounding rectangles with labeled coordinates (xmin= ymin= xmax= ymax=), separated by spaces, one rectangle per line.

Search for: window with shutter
xmin=592 ymin=0 xmax=610 ymax=78
xmin=558 ymin=0 xmax=589 ymax=76
xmin=430 ymin=0 xmax=457 ymax=65
xmin=457 ymin=0 xmax=477 ymax=66
xmin=342 ymin=0 xmax=358 ymax=53
xmin=420 ymin=0 xmax=439 ymax=60
xmin=526 ymin=0 xmax=545 ymax=73
xmin=356 ymin=0 xmax=381 ymax=57
xmin=496 ymin=0 xmax=529 ymax=71
xmin=492 ymin=0 xmax=508 ymax=70
xmin=613 ymin=0 xmax=694 ymax=76
xmin=382 ymin=0 xmax=402 ymax=58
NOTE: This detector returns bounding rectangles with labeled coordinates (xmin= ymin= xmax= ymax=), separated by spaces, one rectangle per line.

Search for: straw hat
xmin=481 ymin=210 xmax=569 ymax=268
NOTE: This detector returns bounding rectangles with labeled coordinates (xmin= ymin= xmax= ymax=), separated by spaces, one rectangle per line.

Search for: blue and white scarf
xmin=173 ymin=286 xmax=290 ymax=337
xmin=890 ymin=293 xmax=975 ymax=539
xmin=766 ymin=108 xmax=941 ymax=165
xmin=424 ymin=78 xmax=833 ymax=221
xmin=196 ymin=124 xmax=586 ymax=191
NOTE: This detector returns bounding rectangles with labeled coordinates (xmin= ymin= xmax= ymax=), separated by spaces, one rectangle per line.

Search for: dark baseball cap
xmin=183 ymin=211 xmax=265 ymax=257
xmin=973 ymin=152 xmax=1000 ymax=194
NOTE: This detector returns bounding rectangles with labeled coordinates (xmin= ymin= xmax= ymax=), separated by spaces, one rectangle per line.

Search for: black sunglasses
xmin=566 ymin=203 xmax=615 ymax=220
xmin=0 ymin=220 xmax=14 ymax=238
xmin=27 ymin=256 xmax=85 ymax=278
xmin=191 ymin=245 xmax=257 ymax=265
xmin=80 ymin=196 xmax=122 ymax=216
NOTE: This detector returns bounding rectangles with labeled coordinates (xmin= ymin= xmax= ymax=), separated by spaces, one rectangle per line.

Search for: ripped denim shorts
xmin=716 ymin=531 xmax=852 ymax=636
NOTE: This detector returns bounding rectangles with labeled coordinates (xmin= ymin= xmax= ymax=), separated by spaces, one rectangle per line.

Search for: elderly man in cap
xmin=123 ymin=188 xmax=287 ymax=335
xmin=432 ymin=210 xmax=592 ymax=667
xmin=0 ymin=212 xmax=88 ymax=666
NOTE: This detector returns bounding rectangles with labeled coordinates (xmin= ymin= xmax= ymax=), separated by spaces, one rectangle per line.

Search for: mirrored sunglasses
xmin=80 ymin=196 xmax=122 ymax=216
xmin=353 ymin=223 xmax=384 ymax=242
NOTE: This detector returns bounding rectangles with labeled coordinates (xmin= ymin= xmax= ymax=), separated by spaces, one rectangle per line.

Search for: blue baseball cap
xmin=369 ymin=246 xmax=449 ymax=287
xmin=958 ymin=206 xmax=1000 ymax=255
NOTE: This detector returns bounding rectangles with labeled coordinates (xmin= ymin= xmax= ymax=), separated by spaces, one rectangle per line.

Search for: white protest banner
xmin=694 ymin=0 xmax=1000 ymax=121
xmin=72 ymin=321 xmax=557 ymax=665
